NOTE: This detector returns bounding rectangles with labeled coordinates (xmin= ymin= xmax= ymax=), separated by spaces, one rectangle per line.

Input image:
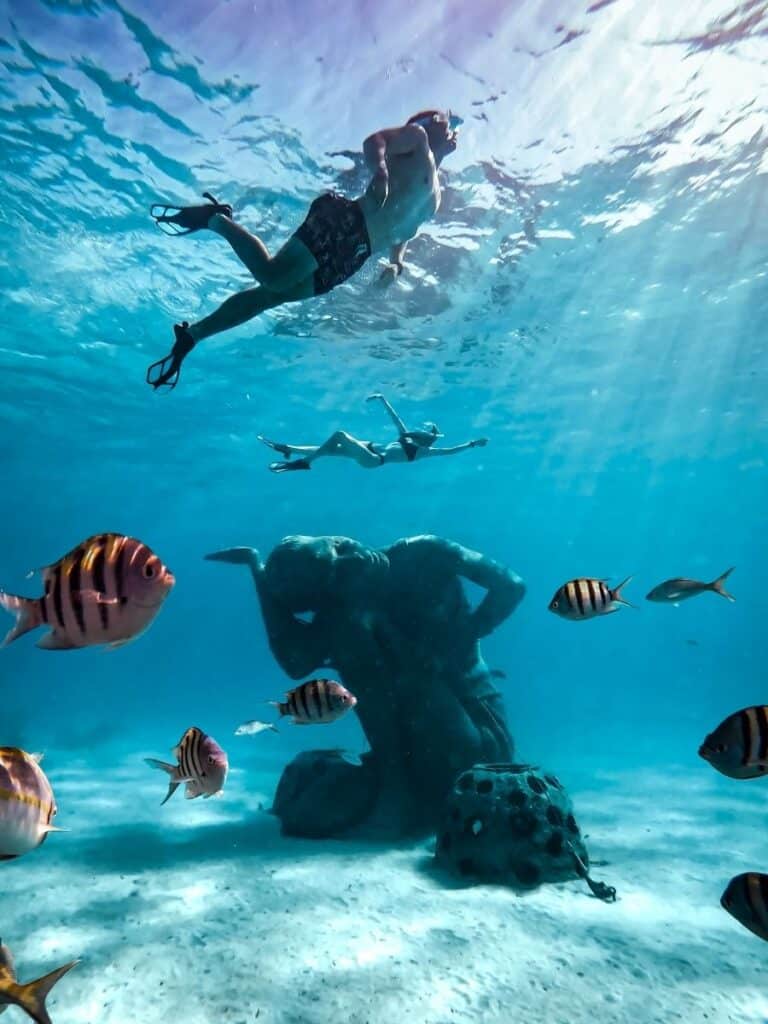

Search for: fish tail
xmin=710 ymin=567 xmax=735 ymax=602
xmin=144 ymin=758 xmax=181 ymax=805
xmin=267 ymin=700 xmax=288 ymax=717
xmin=6 ymin=959 xmax=79 ymax=1024
xmin=610 ymin=576 xmax=636 ymax=608
xmin=0 ymin=591 xmax=42 ymax=647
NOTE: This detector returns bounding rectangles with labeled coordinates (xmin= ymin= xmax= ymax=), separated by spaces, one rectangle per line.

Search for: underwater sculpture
xmin=206 ymin=535 xmax=525 ymax=838
xmin=435 ymin=763 xmax=616 ymax=900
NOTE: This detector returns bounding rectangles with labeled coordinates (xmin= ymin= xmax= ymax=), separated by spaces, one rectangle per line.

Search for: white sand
xmin=1 ymin=756 xmax=766 ymax=1024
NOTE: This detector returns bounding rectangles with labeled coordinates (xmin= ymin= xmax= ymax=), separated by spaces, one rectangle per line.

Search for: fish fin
xmin=104 ymin=637 xmax=134 ymax=651
xmin=184 ymin=782 xmax=202 ymax=800
xmin=70 ymin=589 xmax=120 ymax=606
xmin=40 ymin=825 xmax=69 ymax=834
xmin=610 ymin=576 xmax=635 ymax=608
xmin=0 ymin=591 xmax=43 ymax=647
xmin=710 ymin=567 xmax=735 ymax=602
xmin=160 ymin=782 xmax=180 ymax=806
xmin=30 ymin=752 xmax=44 ymax=764
xmin=145 ymin=757 xmax=176 ymax=775
xmin=204 ymin=546 xmax=261 ymax=568
xmin=35 ymin=631 xmax=77 ymax=651
xmin=5 ymin=959 xmax=79 ymax=1024
xmin=267 ymin=700 xmax=288 ymax=716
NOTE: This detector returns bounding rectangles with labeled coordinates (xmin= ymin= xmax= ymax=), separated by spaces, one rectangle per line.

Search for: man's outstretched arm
xmin=363 ymin=125 xmax=430 ymax=206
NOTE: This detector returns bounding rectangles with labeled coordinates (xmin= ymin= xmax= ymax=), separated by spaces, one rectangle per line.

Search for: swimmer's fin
xmin=146 ymin=322 xmax=196 ymax=392
xmin=269 ymin=459 xmax=311 ymax=474
xmin=258 ymin=436 xmax=292 ymax=459
xmin=151 ymin=192 xmax=233 ymax=236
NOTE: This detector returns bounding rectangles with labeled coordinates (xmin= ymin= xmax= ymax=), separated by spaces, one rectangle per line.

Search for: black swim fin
xmin=146 ymin=322 xmax=196 ymax=391
xmin=258 ymin=436 xmax=292 ymax=459
xmin=269 ymin=459 xmax=311 ymax=474
xmin=151 ymin=192 xmax=233 ymax=235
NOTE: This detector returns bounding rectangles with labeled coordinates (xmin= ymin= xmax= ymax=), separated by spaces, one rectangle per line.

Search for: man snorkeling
xmin=146 ymin=109 xmax=461 ymax=390
xmin=258 ymin=393 xmax=487 ymax=472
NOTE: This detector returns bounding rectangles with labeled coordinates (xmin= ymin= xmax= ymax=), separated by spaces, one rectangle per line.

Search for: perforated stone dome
xmin=435 ymin=763 xmax=589 ymax=887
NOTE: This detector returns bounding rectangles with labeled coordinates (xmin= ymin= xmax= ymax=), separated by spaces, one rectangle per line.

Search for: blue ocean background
xmin=1 ymin=1 xmax=767 ymax=1021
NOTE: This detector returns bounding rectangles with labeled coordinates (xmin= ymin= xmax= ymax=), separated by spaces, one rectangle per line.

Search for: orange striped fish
xmin=146 ymin=727 xmax=228 ymax=805
xmin=0 ymin=941 xmax=79 ymax=1024
xmin=721 ymin=873 xmax=768 ymax=942
xmin=271 ymin=679 xmax=357 ymax=725
xmin=0 ymin=748 xmax=62 ymax=861
xmin=548 ymin=576 xmax=634 ymax=621
xmin=699 ymin=706 xmax=768 ymax=779
xmin=0 ymin=534 xmax=174 ymax=651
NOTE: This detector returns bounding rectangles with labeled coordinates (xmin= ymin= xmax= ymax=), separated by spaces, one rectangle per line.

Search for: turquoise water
xmin=1 ymin=2 xmax=767 ymax=1021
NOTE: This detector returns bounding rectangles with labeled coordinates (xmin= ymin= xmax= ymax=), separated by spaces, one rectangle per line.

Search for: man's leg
xmin=189 ymin=278 xmax=314 ymax=342
xmin=209 ymin=213 xmax=318 ymax=293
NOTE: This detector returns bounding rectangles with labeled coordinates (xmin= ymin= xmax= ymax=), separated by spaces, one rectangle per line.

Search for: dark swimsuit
xmin=399 ymin=437 xmax=419 ymax=462
xmin=294 ymin=192 xmax=372 ymax=295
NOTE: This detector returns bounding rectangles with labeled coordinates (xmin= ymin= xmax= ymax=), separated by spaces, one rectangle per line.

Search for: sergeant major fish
xmin=0 ymin=940 xmax=78 ymax=1024
xmin=699 ymin=706 xmax=768 ymax=779
xmin=646 ymin=567 xmax=735 ymax=605
xmin=0 ymin=749 xmax=63 ymax=861
xmin=271 ymin=679 xmax=357 ymax=725
xmin=0 ymin=534 xmax=174 ymax=651
xmin=548 ymin=577 xmax=633 ymax=621
xmin=146 ymin=727 xmax=228 ymax=805
xmin=721 ymin=872 xmax=768 ymax=942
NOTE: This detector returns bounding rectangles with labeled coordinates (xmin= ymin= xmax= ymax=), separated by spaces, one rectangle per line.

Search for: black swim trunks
xmin=294 ymin=192 xmax=371 ymax=295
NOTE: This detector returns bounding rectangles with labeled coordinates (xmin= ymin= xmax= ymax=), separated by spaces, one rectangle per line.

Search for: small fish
xmin=721 ymin=873 xmax=768 ymax=942
xmin=646 ymin=567 xmax=735 ymax=605
xmin=0 ymin=940 xmax=79 ymax=1024
xmin=271 ymin=679 xmax=357 ymax=725
xmin=0 ymin=749 xmax=63 ymax=861
xmin=699 ymin=706 xmax=768 ymax=779
xmin=0 ymin=534 xmax=174 ymax=651
xmin=146 ymin=727 xmax=228 ymax=805
xmin=235 ymin=720 xmax=278 ymax=737
xmin=548 ymin=577 xmax=633 ymax=620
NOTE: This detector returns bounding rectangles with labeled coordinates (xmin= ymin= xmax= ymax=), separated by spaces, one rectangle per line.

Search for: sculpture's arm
xmin=205 ymin=547 xmax=326 ymax=679
xmin=405 ymin=536 xmax=526 ymax=638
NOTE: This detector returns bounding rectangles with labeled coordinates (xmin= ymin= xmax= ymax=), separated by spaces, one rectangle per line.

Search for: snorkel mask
xmin=403 ymin=422 xmax=444 ymax=448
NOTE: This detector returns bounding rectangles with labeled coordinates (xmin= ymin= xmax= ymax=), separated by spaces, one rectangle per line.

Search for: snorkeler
xmin=258 ymin=393 xmax=487 ymax=472
xmin=146 ymin=109 xmax=460 ymax=390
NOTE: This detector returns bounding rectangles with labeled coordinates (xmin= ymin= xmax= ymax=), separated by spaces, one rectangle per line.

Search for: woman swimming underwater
xmin=259 ymin=394 xmax=487 ymax=473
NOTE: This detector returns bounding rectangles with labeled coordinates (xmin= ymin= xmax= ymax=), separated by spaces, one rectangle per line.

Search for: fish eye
xmin=207 ymin=755 xmax=215 ymax=764
xmin=715 ymin=744 xmax=726 ymax=753
xmin=552 ymin=600 xmax=558 ymax=608
xmin=143 ymin=563 xmax=156 ymax=579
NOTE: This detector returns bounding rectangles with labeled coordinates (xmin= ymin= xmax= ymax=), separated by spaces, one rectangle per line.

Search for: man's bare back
xmin=146 ymin=109 xmax=458 ymax=390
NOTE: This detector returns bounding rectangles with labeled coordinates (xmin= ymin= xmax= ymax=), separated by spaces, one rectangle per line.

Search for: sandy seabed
xmin=1 ymin=755 xmax=766 ymax=1024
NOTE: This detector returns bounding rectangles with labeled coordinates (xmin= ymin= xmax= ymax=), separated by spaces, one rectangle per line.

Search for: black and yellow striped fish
xmin=0 ymin=748 xmax=60 ymax=860
xmin=699 ymin=706 xmax=768 ymax=779
xmin=548 ymin=576 xmax=633 ymax=621
xmin=721 ymin=872 xmax=768 ymax=942
xmin=0 ymin=533 xmax=174 ymax=651
xmin=146 ymin=726 xmax=229 ymax=805
xmin=271 ymin=679 xmax=357 ymax=725
xmin=0 ymin=941 xmax=79 ymax=1024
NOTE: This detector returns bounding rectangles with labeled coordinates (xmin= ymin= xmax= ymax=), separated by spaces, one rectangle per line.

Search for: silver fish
xmin=646 ymin=567 xmax=735 ymax=605
xmin=0 ymin=534 xmax=174 ymax=651
xmin=146 ymin=727 xmax=228 ymax=805
xmin=234 ymin=720 xmax=278 ymax=737
xmin=0 ymin=941 xmax=79 ymax=1023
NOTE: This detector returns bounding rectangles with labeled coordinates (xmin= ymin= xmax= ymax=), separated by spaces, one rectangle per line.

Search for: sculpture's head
xmin=265 ymin=536 xmax=389 ymax=610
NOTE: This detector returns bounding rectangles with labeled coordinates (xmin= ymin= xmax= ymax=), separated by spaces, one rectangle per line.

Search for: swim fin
xmin=151 ymin=192 xmax=233 ymax=236
xmin=146 ymin=322 xmax=196 ymax=391
xmin=258 ymin=436 xmax=292 ymax=459
xmin=269 ymin=459 xmax=311 ymax=473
